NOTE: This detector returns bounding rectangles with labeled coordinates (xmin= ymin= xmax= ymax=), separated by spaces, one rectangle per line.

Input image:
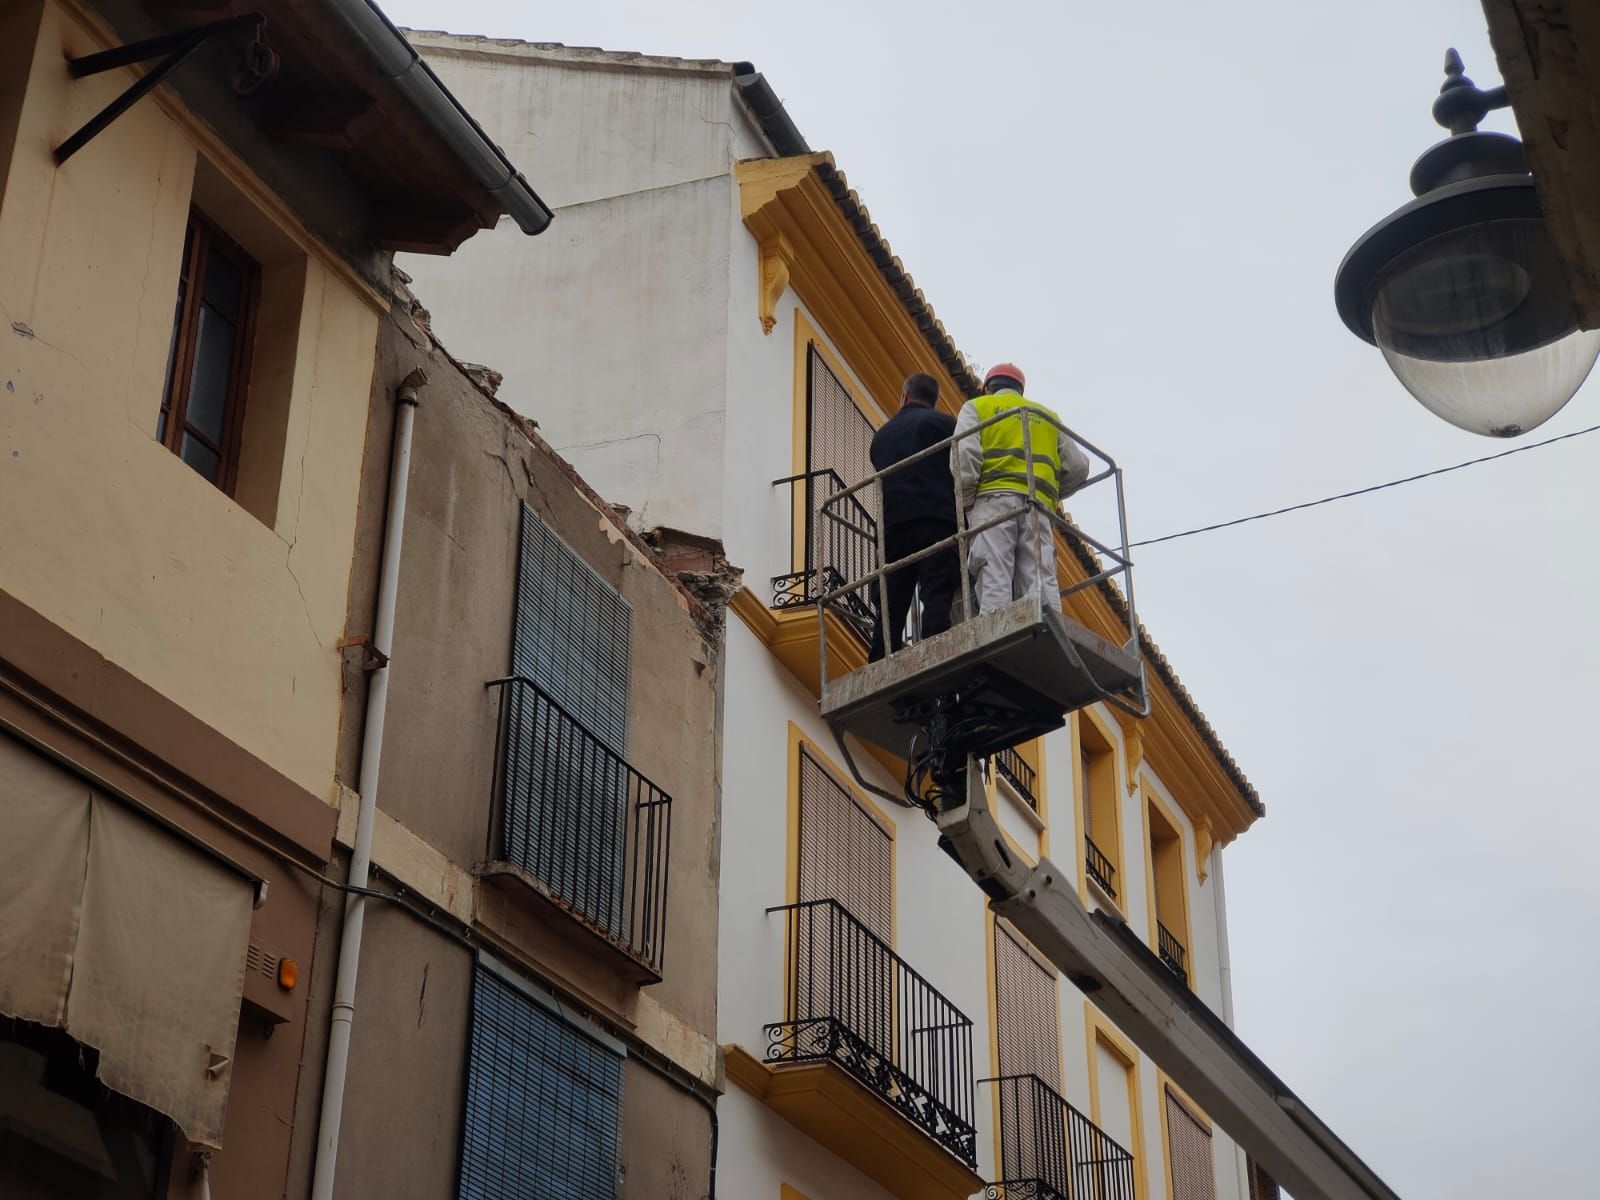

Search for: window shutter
xmin=994 ymin=922 xmax=1061 ymax=1088
xmin=458 ymin=964 xmax=623 ymax=1200
xmin=795 ymin=747 xmax=891 ymax=939
xmin=511 ymin=503 xmax=630 ymax=756
xmin=503 ymin=504 xmax=632 ymax=938
xmin=1165 ymin=1086 xmax=1218 ymax=1200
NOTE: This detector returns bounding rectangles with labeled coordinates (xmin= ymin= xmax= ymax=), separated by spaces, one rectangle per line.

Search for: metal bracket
xmin=337 ymin=635 xmax=389 ymax=672
xmin=55 ymin=13 xmax=269 ymax=165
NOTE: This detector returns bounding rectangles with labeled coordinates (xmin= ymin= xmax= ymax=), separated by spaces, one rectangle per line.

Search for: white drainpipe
xmin=309 ymin=367 xmax=426 ymax=1200
xmin=1211 ymin=849 xmax=1252 ymax=1200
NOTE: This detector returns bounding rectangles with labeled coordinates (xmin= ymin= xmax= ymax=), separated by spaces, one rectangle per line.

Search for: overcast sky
xmin=384 ymin=1 xmax=1598 ymax=1194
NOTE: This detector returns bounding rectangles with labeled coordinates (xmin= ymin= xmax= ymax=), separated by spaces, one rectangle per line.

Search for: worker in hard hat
xmin=866 ymin=372 xmax=960 ymax=660
xmin=952 ymin=363 xmax=1091 ymax=615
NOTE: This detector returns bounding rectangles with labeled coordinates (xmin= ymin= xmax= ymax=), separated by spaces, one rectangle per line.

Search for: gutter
xmin=732 ymin=62 xmax=810 ymax=157
xmin=328 ymin=1 xmax=553 ymax=235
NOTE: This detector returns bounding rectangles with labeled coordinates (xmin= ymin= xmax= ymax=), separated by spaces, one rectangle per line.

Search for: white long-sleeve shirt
xmin=952 ymin=388 xmax=1091 ymax=510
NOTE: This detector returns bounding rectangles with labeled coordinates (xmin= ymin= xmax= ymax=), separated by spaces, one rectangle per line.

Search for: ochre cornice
xmin=736 ymin=155 xmax=972 ymax=416
xmin=734 ymin=158 xmax=1261 ymax=845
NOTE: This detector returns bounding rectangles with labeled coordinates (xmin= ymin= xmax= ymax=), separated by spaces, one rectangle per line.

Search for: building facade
xmin=403 ymin=34 xmax=1266 ymax=1200
xmin=0 ymin=3 xmax=745 ymax=1198
xmin=284 ymin=279 xmax=725 ymax=1199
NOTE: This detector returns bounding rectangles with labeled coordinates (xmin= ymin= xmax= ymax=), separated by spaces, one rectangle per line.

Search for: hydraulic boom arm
xmin=935 ymin=763 xmax=1401 ymax=1200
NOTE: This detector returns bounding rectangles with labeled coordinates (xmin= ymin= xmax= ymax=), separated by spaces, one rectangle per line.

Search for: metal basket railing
xmin=770 ymin=467 xmax=880 ymax=643
xmin=811 ymin=402 xmax=1147 ymax=719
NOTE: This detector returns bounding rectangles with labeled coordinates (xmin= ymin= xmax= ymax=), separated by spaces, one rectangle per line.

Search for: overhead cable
xmin=1132 ymin=422 xmax=1600 ymax=548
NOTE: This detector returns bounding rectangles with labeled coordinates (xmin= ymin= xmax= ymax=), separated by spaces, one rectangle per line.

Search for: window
xmin=994 ymin=922 xmax=1060 ymax=1086
xmin=158 ymin=210 xmax=259 ymax=491
xmin=995 ymin=738 xmax=1041 ymax=811
xmin=459 ymin=963 xmax=623 ymax=1200
xmin=500 ymin=504 xmax=635 ymax=939
xmin=0 ymin=1018 xmax=173 ymax=1199
xmin=800 ymin=341 xmax=881 ymax=625
xmin=993 ymin=922 xmax=1063 ymax=1188
xmin=1164 ymin=1086 xmax=1217 ymax=1200
xmin=795 ymin=744 xmax=892 ymax=936
xmin=1080 ymin=715 xmax=1121 ymax=901
xmin=1146 ymin=797 xmax=1191 ymax=987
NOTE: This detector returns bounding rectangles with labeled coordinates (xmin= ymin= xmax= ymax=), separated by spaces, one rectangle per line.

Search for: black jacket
xmin=870 ymin=403 xmax=958 ymax=529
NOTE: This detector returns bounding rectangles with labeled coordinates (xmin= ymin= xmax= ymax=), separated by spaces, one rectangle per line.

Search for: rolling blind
xmin=1165 ymin=1086 xmax=1218 ymax=1200
xmin=994 ymin=922 xmax=1061 ymax=1087
xmin=458 ymin=964 xmax=623 ymax=1200
xmin=806 ymin=345 xmax=877 ymax=497
xmin=796 ymin=746 xmax=892 ymax=938
xmin=511 ymin=503 xmax=631 ymax=755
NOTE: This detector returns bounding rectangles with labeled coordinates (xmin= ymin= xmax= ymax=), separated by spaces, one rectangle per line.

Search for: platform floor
xmin=819 ymin=593 xmax=1142 ymax=760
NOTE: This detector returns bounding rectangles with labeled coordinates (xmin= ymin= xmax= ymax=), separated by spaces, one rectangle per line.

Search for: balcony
xmin=772 ymin=467 xmax=881 ymax=637
xmin=994 ymin=745 xmax=1039 ymax=811
xmin=478 ymin=676 xmax=671 ymax=983
xmin=1085 ymin=836 xmax=1118 ymax=900
xmin=727 ymin=899 xmax=981 ymax=1200
xmin=983 ymin=1073 xmax=1137 ymax=1200
xmin=1157 ymin=921 xmax=1188 ymax=988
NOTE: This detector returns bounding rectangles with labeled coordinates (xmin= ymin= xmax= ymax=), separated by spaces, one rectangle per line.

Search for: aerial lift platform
xmin=809 ymin=406 xmax=1401 ymax=1200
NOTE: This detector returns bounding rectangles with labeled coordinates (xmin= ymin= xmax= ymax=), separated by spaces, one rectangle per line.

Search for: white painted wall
xmin=391 ymin=39 xmax=1252 ymax=1198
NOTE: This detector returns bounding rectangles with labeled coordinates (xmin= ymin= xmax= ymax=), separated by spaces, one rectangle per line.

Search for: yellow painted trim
xmin=736 ymin=153 xmax=1259 ymax=848
xmin=781 ymin=1186 xmax=810 ymax=1200
xmin=1080 ymin=707 xmax=1125 ymax=899
xmin=1070 ymin=714 xmax=1089 ymax=906
xmin=1085 ymin=1005 xmax=1148 ymax=1200
xmin=724 ymin=1043 xmax=986 ymax=1200
xmin=984 ymin=905 xmax=1003 ymax=1175
xmin=1155 ymin=1071 xmax=1214 ymax=1200
xmin=785 ymin=721 xmax=896 ymax=926
xmin=1141 ymin=784 xmax=1195 ymax=982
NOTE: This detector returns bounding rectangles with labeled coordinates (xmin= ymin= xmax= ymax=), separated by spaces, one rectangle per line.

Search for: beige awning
xmin=0 ymin=732 xmax=254 ymax=1148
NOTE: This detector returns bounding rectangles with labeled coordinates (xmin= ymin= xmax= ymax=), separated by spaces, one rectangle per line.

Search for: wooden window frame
xmin=158 ymin=208 xmax=260 ymax=494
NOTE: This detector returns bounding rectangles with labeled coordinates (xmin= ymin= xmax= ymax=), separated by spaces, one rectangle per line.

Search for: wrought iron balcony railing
xmin=766 ymin=898 xmax=977 ymax=1166
xmin=1157 ymin=921 xmax=1188 ymax=987
xmin=487 ymin=675 xmax=671 ymax=975
xmin=982 ymin=1073 xmax=1137 ymax=1200
xmin=994 ymin=745 xmax=1039 ymax=811
xmin=771 ymin=468 xmax=880 ymax=642
xmin=1085 ymin=835 xmax=1117 ymax=900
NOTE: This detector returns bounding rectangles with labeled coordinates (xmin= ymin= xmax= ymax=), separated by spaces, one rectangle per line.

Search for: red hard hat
xmin=984 ymin=362 xmax=1026 ymax=391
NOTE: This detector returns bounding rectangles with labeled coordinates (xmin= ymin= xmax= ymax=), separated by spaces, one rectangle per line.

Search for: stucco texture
xmin=0 ymin=2 xmax=376 ymax=803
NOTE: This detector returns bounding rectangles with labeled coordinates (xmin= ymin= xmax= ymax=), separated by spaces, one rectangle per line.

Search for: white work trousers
xmin=967 ymin=493 xmax=1060 ymax=615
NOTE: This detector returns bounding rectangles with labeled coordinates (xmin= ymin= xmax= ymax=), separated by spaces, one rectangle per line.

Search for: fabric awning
xmin=0 ymin=731 xmax=254 ymax=1148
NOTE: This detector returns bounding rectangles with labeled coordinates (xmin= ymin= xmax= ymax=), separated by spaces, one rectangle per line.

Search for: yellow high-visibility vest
xmin=972 ymin=392 xmax=1062 ymax=501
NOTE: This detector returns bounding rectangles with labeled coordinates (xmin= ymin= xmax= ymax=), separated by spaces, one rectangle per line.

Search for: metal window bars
xmin=1085 ymin=836 xmax=1118 ymax=900
xmin=981 ymin=1073 xmax=1138 ymax=1200
xmin=994 ymin=745 xmax=1040 ymax=811
xmin=809 ymin=402 xmax=1148 ymax=720
xmin=1157 ymin=921 xmax=1188 ymax=987
xmin=771 ymin=468 xmax=882 ymax=641
xmin=765 ymin=898 xmax=978 ymax=1166
xmin=486 ymin=675 xmax=672 ymax=975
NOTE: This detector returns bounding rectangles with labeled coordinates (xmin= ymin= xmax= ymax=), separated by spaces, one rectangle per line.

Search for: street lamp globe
xmin=1335 ymin=51 xmax=1600 ymax=437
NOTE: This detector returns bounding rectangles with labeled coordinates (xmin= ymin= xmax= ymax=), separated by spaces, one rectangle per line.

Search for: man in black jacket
xmin=867 ymin=373 xmax=959 ymax=660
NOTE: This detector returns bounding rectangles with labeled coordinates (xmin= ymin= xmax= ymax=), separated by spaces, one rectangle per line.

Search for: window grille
xmin=458 ymin=964 xmax=623 ymax=1200
xmin=1165 ymin=1086 xmax=1219 ymax=1200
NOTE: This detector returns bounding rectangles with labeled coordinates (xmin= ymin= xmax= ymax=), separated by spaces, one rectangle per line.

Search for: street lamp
xmin=1335 ymin=50 xmax=1600 ymax=437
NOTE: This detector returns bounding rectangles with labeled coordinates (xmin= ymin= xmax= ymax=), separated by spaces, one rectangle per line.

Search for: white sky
xmin=383 ymin=1 xmax=1600 ymax=1194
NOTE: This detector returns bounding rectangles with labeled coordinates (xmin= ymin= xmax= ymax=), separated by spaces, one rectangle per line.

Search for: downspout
xmin=1211 ymin=849 xmax=1251 ymax=1200
xmin=309 ymin=367 xmax=427 ymax=1200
